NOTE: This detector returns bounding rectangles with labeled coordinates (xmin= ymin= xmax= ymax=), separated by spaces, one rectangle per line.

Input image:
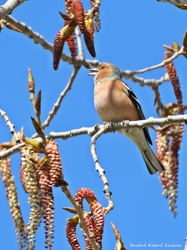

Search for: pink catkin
xmin=38 ymin=167 xmax=54 ymax=250
xmin=66 ymin=221 xmax=81 ymax=250
xmin=72 ymin=0 xmax=85 ymax=33
xmin=45 ymin=140 xmax=64 ymax=187
xmin=53 ymin=31 xmax=65 ymax=70
xmin=84 ymin=31 xmax=96 ymax=57
xmin=66 ymin=34 xmax=77 ymax=61
xmin=90 ymin=201 xmax=104 ymax=249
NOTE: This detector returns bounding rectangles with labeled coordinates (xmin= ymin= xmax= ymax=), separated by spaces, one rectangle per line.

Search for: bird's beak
xmin=88 ymin=68 xmax=98 ymax=76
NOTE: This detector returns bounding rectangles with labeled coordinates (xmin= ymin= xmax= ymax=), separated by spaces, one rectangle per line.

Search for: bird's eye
xmin=101 ymin=65 xmax=105 ymax=70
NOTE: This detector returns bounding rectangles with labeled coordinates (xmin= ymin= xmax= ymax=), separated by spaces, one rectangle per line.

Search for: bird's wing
xmin=123 ymin=81 xmax=152 ymax=145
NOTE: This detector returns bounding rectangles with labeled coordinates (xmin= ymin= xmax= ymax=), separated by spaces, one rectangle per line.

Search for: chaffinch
xmin=89 ymin=62 xmax=164 ymax=174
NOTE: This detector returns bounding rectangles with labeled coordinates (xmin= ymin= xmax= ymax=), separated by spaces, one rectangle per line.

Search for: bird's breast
xmin=94 ymin=79 xmax=139 ymax=122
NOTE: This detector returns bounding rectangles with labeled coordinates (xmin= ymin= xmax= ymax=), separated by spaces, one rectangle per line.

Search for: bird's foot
xmin=104 ymin=121 xmax=115 ymax=133
xmin=122 ymin=120 xmax=129 ymax=133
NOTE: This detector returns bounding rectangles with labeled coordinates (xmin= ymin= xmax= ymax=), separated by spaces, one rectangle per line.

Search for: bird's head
xmin=88 ymin=62 xmax=122 ymax=83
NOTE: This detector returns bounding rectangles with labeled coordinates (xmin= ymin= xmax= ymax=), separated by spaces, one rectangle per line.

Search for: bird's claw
xmin=122 ymin=120 xmax=129 ymax=133
xmin=104 ymin=121 xmax=115 ymax=133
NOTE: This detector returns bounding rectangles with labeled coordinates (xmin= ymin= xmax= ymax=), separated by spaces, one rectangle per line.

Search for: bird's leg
xmin=122 ymin=120 xmax=129 ymax=133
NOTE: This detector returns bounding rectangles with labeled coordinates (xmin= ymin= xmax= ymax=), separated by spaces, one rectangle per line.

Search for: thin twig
xmin=0 ymin=109 xmax=20 ymax=143
xmin=48 ymin=125 xmax=101 ymax=140
xmin=121 ymin=46 xmax=184 ymax=76
xmin=122 ymin=72 xmax=170 ymax=87
xmin=61 ymin=184 xmax=100 ymax=250
xmin=90 ymin=125 xmax=114 ymax=214
xmin=152 ymin=85 xmax=164 ymax=115
xmin=0 ymin=0 xmax=25 ymax=19
xmin=75 ymin=27 xmax=84 ymax=61
xmin=0 ymin=142 xmax=25 ymax=159
xmin=42 ymin=66 xmax=81 ymax=130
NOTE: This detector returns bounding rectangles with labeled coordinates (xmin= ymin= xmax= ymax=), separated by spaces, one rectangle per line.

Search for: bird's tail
xmin=139 ymin=145 xmax=165 ymax=175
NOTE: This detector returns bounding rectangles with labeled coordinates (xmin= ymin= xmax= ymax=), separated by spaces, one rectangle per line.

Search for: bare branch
xmin=0 ymin=109 xmax=15 ymax=134
xmin=152 ymin=85 xmax=164 ymax=115
xmin=48 ymin=125 xmax=101 ymax=140
xmin=3 ymin=15 xmax=99 ymax=69
xmin=1 ymin=114 xmax=187 ymax=160
xmin=48 ymin=114 xmax=187 ymax=140
xmin=42 ymin=66 xmax=81 ymax=130
xmin=110 ymin=115 xmax=187 ymax=130
xmin=0 ymin=0 xmax=25 ymax=19
xmin=122 ymin=72 xmax=170 ymax=87
xmin=0 ymin=108 xmax=20 ymax=143
xmin=90 ymin=125 xmax=114 ymax=214
xmin=75 ymin=26 xmax=84 ymax=61
xmin=0 ymin=142 xmax=25 ymax=159
xmin=121 ymin=46 xmax=184 ymax=76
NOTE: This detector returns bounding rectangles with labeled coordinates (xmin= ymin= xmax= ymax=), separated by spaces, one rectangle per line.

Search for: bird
xmin=89 ymin=62 xmax=165 ymax=174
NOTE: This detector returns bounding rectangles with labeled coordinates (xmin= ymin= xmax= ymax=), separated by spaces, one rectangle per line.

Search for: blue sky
xmin=0 ymin=0 xmax=187 ymax=249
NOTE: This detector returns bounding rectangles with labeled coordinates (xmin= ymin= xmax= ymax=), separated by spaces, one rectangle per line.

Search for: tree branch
xmin=42 ymin=66 xmax=81 ymax=130
xmin=75 ymin=27 xmax=84 ymax=61
xmin=0 ymin=142 xmax=25 ymax=159
xmin=152 ymin=85 xmax=164 ymax=115
xmin=48 ymin=114 xmax=187 ymax=140
xmin=0 ymin=108 xmax=20 ymax=143
xmin=0 ymin=0 xmax=25 ymax=19
xmin=121 ymin=46 xmax=184 ymax=76
xmin=1 ymin=114 xmax=187 ymax=160
xmin=90 ymin=124 xmax=114 ymax=214
xmin=122 ymin=72 xmax=170 ymax=87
